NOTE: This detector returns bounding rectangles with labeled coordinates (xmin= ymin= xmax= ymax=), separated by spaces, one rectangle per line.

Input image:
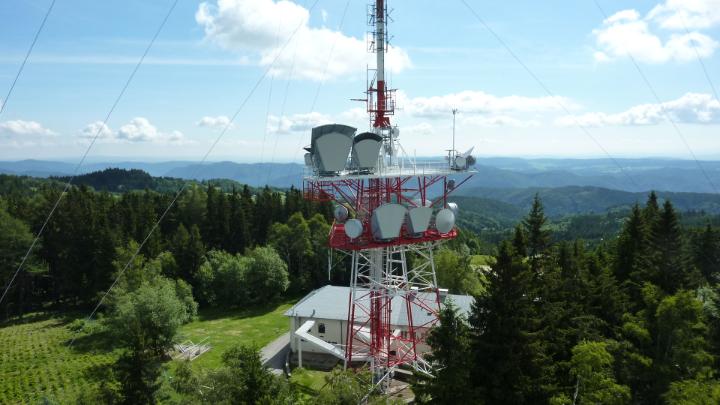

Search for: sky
xmin=0 ymin=0 xmax=719 ymax=162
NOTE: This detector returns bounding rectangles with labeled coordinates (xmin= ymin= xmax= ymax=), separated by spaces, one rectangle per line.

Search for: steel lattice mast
xmin=302 ymin=0 xmax=475 ymax=388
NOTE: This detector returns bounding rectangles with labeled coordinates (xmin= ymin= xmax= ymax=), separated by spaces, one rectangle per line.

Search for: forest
xmin=416 ymin=194 xmax=720 ymax=404
xmin=1 ymin=169 xmax=719 ymax=403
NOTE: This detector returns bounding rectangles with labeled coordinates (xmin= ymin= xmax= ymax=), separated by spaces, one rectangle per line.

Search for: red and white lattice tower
xmin=302 ymin=0 xmax=475 ymax=386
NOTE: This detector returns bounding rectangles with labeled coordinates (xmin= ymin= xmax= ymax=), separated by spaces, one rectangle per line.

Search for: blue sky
xmin=0 ymin=0 xmax=719 ymax=162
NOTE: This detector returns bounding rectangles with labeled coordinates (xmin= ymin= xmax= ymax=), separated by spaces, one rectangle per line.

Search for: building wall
xmin=289 ymin=317 xmax=345 ymax=353
xmin=289 ymin=316 xmax=433 ymax=356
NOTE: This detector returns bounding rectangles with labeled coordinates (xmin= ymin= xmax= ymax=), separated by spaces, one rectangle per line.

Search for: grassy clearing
xmin=174 ymin=300 xmax=294 ymax=370
xmin=0 ymin=300 xmax=294 ymax=404
xmin=0 ymin=312 xmax=119 ymax=404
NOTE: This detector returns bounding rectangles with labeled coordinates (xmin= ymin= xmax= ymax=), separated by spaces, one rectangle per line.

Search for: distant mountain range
xmin=454 ymin=186 xmax=720 ymax=219
xmin=1 ymin=157 xmax=720 ymax=193
xmin=0 ymin=160 xmax=304 ymax=188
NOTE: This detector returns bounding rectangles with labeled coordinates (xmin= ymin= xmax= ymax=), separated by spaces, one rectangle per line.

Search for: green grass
xmin=471 ymin=254 xmax=496 ymax=267
xmin=290 ymin=368 xmax=329 ymax=400
xmin=0 ymin=300 xmax=295 ymax=404
xmin=0 ymin=312 xmax=119 ymax=404
xmin=174 ymin=300 xmax=294 ymax=370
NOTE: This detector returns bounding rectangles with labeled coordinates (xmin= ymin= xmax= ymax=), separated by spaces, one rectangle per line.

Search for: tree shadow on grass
xmin=0 ymin=311 xmax=56 ymax=328
xmin=65 ymin=327 xmax=119 ymax=355
xmin=0 ymin=310 xmax=85 ymax=328
xmin=292 ymin=382 xmax=320 ymax=398
xmin=195 ymin=297 xmax=299 ymax=322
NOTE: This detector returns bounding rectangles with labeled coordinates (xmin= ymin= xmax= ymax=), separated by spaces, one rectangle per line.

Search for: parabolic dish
xmin=453 ymin=156 xmax=467 ymax=170
xmin=446 ymin=202 xmax=459 ymax=216
xmin=334 ymin=205 xmax=349 ymax=223
xmin=344 ymin=219 xmax=363 ymax=239
xmin=435 ymin=208 xmax=456 ymax=234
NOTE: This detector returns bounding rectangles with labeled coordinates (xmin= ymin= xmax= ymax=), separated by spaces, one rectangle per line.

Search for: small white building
xmin=284 ymin=285 xmax=473 ymax=367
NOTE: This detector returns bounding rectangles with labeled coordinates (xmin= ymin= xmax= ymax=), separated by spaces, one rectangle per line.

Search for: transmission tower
xmin=302 ymin=0 xmax=475 ymax=388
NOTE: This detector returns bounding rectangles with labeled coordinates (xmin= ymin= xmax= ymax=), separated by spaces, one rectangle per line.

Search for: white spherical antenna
xmin=334 ymin=205 xmax=349 ymax=223
xmin=413 ymin=198 xmax=432 ymax=208
xmin=344 ymin=219 xmax=363 ymax=239
xmin=435 ymin=209 xmax=456 ymax=234
xmin=446 ymin=202 xmax=459 ymax=216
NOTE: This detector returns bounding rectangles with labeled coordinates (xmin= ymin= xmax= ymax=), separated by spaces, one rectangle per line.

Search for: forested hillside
xmin=416 ymin=194 xmax=720 ymax=403
xmin=459 ymin=186 xmax=720 ymax=217
xmin=0 ymin=176 xmax=334 ymax=318
xmin=2 ymin=169 xmax=720 ymax=403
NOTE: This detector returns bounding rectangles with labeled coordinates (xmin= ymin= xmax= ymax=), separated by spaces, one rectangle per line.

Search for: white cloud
xmin=117 ymin=118 xmax=162 ymax=142
xmin=80 ymin=118 xmax=185 ymax=143
xmin=555 ymin=92 xmax=720 ymax=127
xmin=196 ymin=115 xmax=233 ymax=129
xmin=403 ymin=122 xmax=434 ymax=136
xmin=647 ymin=0 xmax=720 ymax=30
xmin=0 ymin=120 xmax=55 ymax=136
xmin=593 ymin=3 xmax=719 ymax=63
xmin=400 ymin=90 xmax=574 ymax=119
xmin=81 ymin=121 xmax=113 ymax=139
xmin=339 ymin=107 xmax=369 ymax=126
xmin=463 ymin=115 xmax=541 ymax=128
xmin=267 ymin=112 xmax=332 ymax=134
xmin=195 ymin=0 xmax=411 ymax=81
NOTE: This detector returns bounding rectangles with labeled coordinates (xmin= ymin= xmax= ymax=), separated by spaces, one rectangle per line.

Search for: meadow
xmin=0 ymin=300 xmax=297 ymax=404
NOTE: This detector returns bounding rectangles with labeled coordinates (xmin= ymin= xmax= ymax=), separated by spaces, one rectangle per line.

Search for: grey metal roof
xmin=284 ymin=285 xmax=474 ymax=327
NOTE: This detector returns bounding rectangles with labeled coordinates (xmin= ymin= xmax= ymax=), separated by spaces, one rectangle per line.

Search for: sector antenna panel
xmin=310 ymin=124 xmax=356 ymax=174
xmin=351 ymin=132 xmax=383 ymax=172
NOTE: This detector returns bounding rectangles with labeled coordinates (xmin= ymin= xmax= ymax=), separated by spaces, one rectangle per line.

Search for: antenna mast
xmin=367 ymin=0 xmax=396 ymax=165
xmin=452 ymin=108 xmax=458 ymax=155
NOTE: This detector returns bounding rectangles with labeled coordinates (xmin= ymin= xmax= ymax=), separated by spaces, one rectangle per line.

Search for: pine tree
xmin=254 ymin=187 xmax=274 ymax=245
xmin=692 ymin=224 xmax=719 ymax=283
xmin=228 ymin=188 xmax=250 ymax=254
xmin=512 ymin=224 xmax=527 ymax=257
xmin=170 ymin=224 xmax=205 ymax=285
xmin=523 ymin=194 xmax=550 ymax=273
xmin=470 ymin=241 xmax=548 ymax=404
xmin=240 ymin=185 xmax=255 ymax=247
xmin=615 ymin=204 xmax=651 ymax=301
xmin=413 ymin=301 xmax=473 ymax=404
xmin=649 ymin=200 xmax=685 ymax=293
xmin=643 ymin=191 xmax=660 ymax=224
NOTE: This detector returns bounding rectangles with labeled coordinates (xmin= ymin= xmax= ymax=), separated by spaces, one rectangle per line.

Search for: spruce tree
xmin=240 ymin=185 xmax=255 ymax=246
xmin=615 ymin=204 xmax=651 ymax=305
xmin=523 ymin=194 xmax=550 ymax=273
xmin=229 ymin=188 xmax=250 ymax=254
xmin=643 ymin=191 xmax=660 ymax=224
xmin=470 ymin=241 xmax=547 ymax=404
xmin=413 ymin=301 xmax=472 ymax=404
xmin=170 ymin=224 xmax=206 ymax=285
xmin=512 ymin=224 xmax=527 ymax=257
xmin=649 ymin=200 xmax=685 ymax=293
xmin=693 ymin=224 xmax=719 ymax=283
